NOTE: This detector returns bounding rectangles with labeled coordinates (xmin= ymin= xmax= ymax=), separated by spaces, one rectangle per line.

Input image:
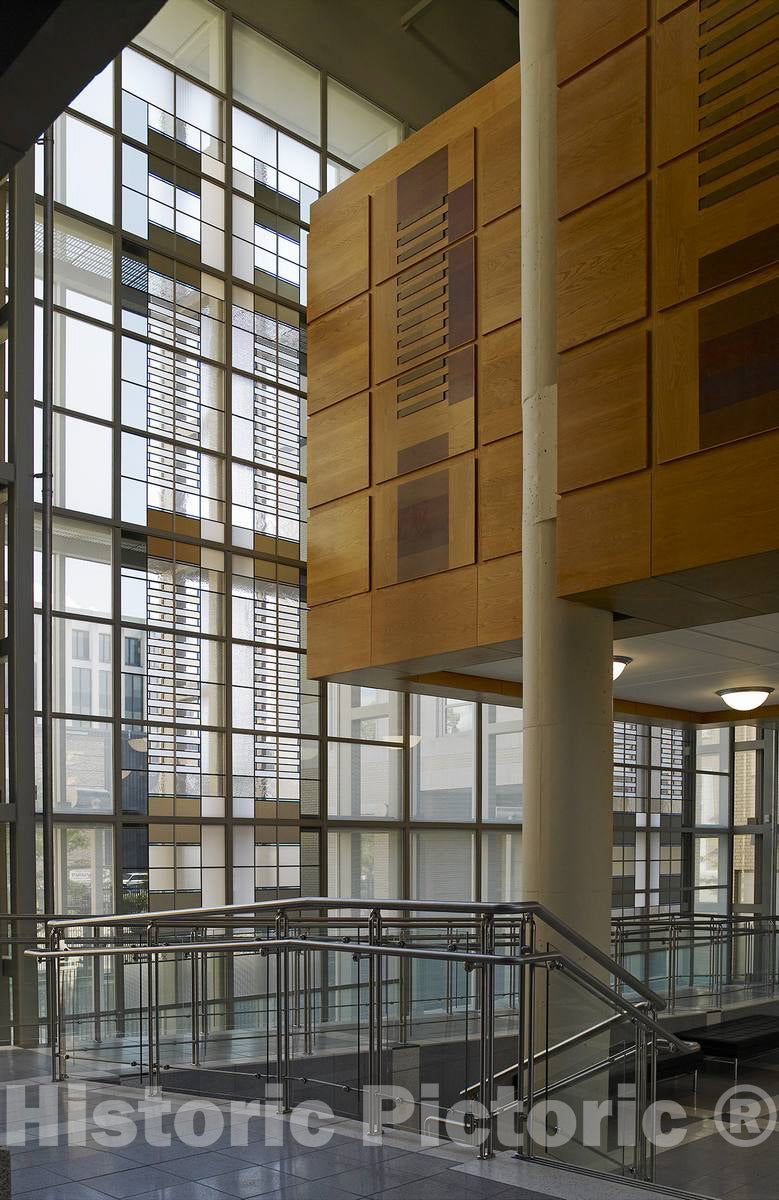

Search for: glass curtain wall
xmin=19 ymin=0 xmax=404 ymax=945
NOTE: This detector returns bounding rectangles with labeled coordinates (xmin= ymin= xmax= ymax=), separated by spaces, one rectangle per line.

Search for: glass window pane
xmin=733 ymin=834 xmax=757 ymax=905
xmin=55 ymin=312 xmax=113 ymax=420
xmin=54 ymin=618 xmax=113 ymax=717
xmin=411 ymin=831 xmax=474 ymax=902
xmin=55 ymin=114 xmax=113 ymax=223
xmin=327 ymin=830 xmax=401 ymax=901
xmin=327 ymin=743 xmax=401 ymax=819
xmin=482 ymin=704 xmax=522 ymax=821
xmin=135 ymin=0 xmax=225 ymax=89
xmin=50 ymin=824 xmax=114 ymax=914
xmin=694 ymin=835 xmax=728 ymax=913
xmin=482 ymin=831 xmax=522 ymax=902
xmin=233 ymin=22 xmax=320 ymax=145
xmin=37 ymin=518 xmax=112 ymax=618
xmin=696 ymin=726 xmax=730 ymax=772
xmin=327 ymin=159 xmax=355 ymax=191
xmin=327 ymin=78 xmax=402 ymax=168
xmin=70 ymin=62 xmax=114 ymax=126
xmin=122 ymin=46 xmax=174 ymax=112
xmin=54 ymin=414 xmax=112 ymax=517
xmin=50 ymin=212 xmax=113 ymax=321
xmin=411 ymin=695 xmax=475 ymax=820
xmin=53 ymin=720 xmax=113 ymax=813
xmin=695 ymin=772 xmax=729 ymax=825
xmin=327 ymin=684 xmax=402 ymax=741
xmin=734 ymin=748 xmax=761 ymax=824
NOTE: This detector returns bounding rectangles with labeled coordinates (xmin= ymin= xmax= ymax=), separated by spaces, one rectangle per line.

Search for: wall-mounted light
xmin=613 ymin=656 xmax=632 ymax=681
xmin=716 ymin=687 xmax=774 ymax=712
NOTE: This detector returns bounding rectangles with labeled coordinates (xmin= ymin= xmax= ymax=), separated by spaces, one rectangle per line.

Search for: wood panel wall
xmin=308 ymin=0 xmax=779 ymax=687
xmin=556 ymin=0 xmax=779 ymax=627
xmin=307 ymin=68 xmax=522 ymax=681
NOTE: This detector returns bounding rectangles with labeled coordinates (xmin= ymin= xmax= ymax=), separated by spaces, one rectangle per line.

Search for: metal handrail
xmin=44 ymin=896 xmax=665 ymax=1008
xmin=27 ymin=938 xmax=682 ymax=1052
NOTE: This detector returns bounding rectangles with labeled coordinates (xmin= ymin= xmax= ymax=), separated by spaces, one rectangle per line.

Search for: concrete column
xmin=519 ymin=0 xmax=613 ymax=955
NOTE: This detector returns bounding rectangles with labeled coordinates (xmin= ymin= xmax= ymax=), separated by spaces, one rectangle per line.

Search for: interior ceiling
xmin=0 ymin=0 xmax=165 ymax=177
xmin=231 ymin=0 xmax=520 ymax=128
xmin=460 ymin=613 xmax=779 ymax=713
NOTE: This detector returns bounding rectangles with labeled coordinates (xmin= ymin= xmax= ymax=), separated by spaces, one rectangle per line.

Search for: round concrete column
xmin=519 ymin=0 xmax=613 ymax=954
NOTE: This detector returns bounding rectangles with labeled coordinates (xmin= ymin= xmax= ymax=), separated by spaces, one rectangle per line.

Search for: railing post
xmin=275 ymin=910 xmax=290 ymax=1113
xmin=303 ymin=948 xmax=314 ymax=1055
xmin=367 ymin=908 xmax=383 ymax=1136
xmin=669 ymin=921 xmax=677 ymax=1011
xmin=146 ymin=924 xmax=161 ymax=1096
xmin=633 ymin=1019 xmax=648 ymax=1180
xmin=49 ymin=927 xmax=60 ymax=1082
xmin=523 ymin=916 xmax=536 ymax=1160
xmin=191 ymin=929 xmax=200 ymax=1067
xmin=200 ymin=928 xmax=209 ymax=1043
xmin=478 ymin=912 xmax=495 ymax=1159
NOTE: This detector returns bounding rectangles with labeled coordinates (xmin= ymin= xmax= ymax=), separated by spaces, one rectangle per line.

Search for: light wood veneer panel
xmin=558 ymin=329 xmax=647 ymax=492
xmin=653 ymin=432 xmax=779 ymax=576
xmin=653 ymin=308 xmax=699 ymax=463
xmin=479 ymin=208 xmax=521 ymax=336
xmin=477 ymin=99 xmax=521 ymax=226
xmin=478 ymin=323 xmax=521 ymax=445
xmin=307 ymin=392 xmax=370 ymax=508
xmin=558 ymin=37 xmax=646 ymax=217
xmin=557 ymin=472 xmax=651 ymax=594
xmin=478 ymin=554 xmax=522 ymax=645
xmin=308 ymin=193 xmax=369 ymax=320
xmin=308 ymin=594 xmax=371 ymax=679
xmin=557 ymin=0 xmax=647 ymax=82
xmin=372 ymin=566 xmax=478 ymax=665
xmin=558 ymin=181 xmax=647 ymax=351
xmin=308 ymin=494 xmax=370 ymax=606
xmin=308 ymin=293 xmax=370 ymax=413
xmin=479 ymin=435 xmax=522 ymax=561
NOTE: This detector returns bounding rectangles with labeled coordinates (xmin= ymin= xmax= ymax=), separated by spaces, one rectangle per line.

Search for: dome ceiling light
xmin=612 ymin=656 xmax=632 ymax=681
xmin=716 ymin=687 xmax=774 ymax=712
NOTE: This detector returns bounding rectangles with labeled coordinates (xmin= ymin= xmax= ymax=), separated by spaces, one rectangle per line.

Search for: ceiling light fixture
xmin=613 ymin=656 xmax=632 ymax=681
xmin=716 ymin=687 xmax=774 ymax=712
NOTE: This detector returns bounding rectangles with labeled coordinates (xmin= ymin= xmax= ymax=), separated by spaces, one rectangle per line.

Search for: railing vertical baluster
xmin=478 ymin=913 xmax=495 ymax=1159
xmin=367 ymin=908 xmax=383 ymax=1136
xmin=523 ymin=917 xmax=536 ymax=1160
xmin=146 ymin=923 xmax=157 ymax=1093
xmin=275 ymin=910 xmax=290 ymax=1113
xmin=191 ymin=929 xmax=200 ymax=1067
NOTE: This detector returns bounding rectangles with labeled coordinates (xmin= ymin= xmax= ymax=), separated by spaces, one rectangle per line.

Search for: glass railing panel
xmin=524 ymin=963 xmax=643 ymax=1180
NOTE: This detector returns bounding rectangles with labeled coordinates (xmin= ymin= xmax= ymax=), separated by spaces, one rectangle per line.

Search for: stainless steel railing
xmin=612 ymin=911 xmax=779 ymax=1011
xmin=26 ymin=896 xmax=692 ymax=1184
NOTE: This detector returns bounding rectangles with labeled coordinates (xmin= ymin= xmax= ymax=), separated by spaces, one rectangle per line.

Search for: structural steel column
xmin=9 ymin=149 xmax=40 ymax=1044
xmin=519 ymin=0 xmax=613 ymax=954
